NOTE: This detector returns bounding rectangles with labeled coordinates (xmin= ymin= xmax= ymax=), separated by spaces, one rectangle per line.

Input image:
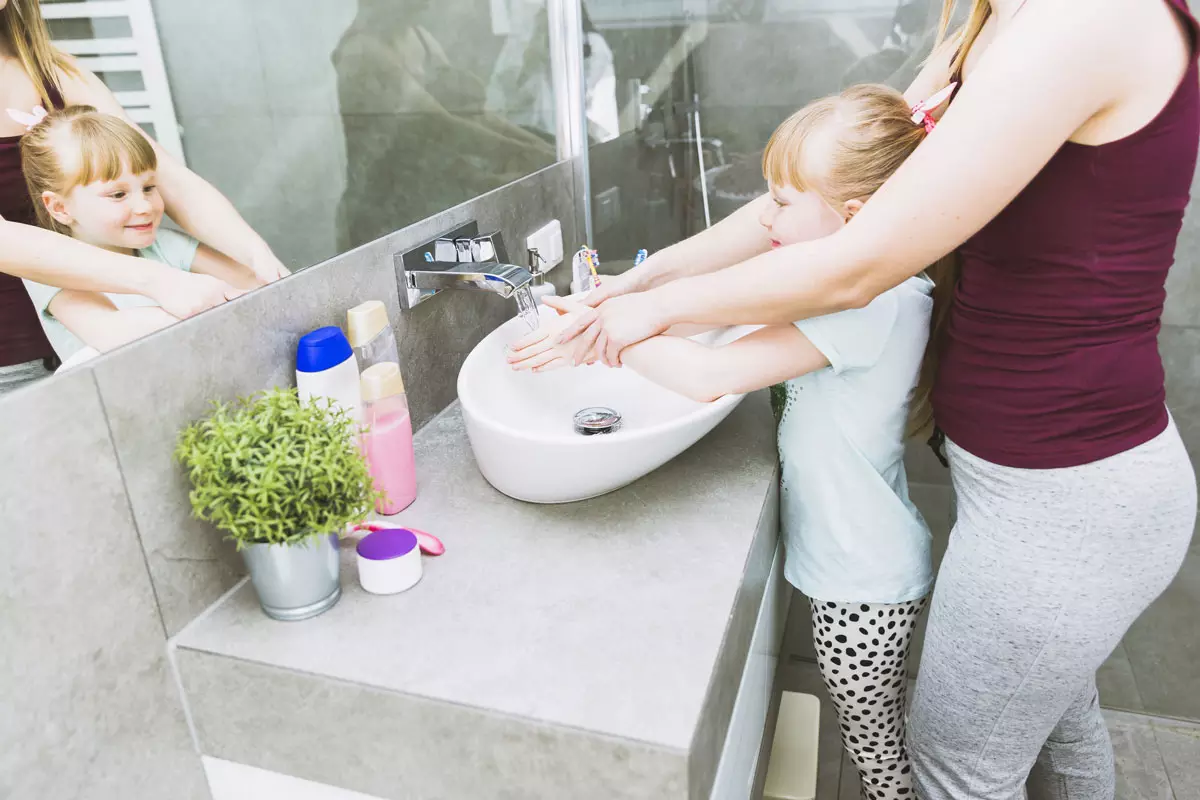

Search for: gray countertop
xmin=174 ymin=392 xmax=779 ymax=799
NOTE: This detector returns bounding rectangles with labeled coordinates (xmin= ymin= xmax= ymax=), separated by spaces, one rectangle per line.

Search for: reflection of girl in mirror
xmin=18 ymin=107 xmax=262 ymax=367
xmin=0 ymin=0 xmax=287 ymax=389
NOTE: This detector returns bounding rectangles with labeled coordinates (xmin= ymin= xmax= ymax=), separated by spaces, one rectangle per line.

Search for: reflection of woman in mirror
xmin=0 ymin=0 xmax=287 ymax=389
xmin=19 ymin=107 xmax=262 ymax=368
xmin=483 ymin=1 xmax=619 ymax=144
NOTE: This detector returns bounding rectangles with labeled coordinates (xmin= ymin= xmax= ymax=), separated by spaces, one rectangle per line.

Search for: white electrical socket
xmin=526 ymin=220 xmax=564 ymax=272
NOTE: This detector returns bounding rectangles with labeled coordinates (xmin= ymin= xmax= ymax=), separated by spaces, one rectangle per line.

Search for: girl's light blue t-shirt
xmin=22 ymin=228 xmax=199 ymax=361
xmin=778 ymin=275 xmax=935 ymax=605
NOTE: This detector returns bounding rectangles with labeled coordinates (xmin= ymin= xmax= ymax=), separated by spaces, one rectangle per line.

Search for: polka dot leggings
xmin=810 ymin=597 xmax=928 ymax=800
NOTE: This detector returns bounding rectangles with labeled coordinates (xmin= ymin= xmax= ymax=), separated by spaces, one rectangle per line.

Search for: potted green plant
xmin=176 ymin=387 xmax=378 ymax=621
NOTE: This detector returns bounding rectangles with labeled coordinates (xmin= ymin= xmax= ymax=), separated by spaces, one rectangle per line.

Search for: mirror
xmin=0 ymin=0 xmax=559 ymax=386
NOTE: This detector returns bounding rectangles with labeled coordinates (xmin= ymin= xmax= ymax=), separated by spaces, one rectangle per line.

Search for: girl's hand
xmin=150 ymin=271 xmax=244 ymax=319
xmin=507 ymin=301 xmax=597 ymax=372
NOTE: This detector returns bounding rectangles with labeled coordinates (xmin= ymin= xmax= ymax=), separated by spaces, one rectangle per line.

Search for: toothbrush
xmin=584 ymin=247 xmax=601 ymax=288
xmin=634 ymin=249 xmax=648 ymax=267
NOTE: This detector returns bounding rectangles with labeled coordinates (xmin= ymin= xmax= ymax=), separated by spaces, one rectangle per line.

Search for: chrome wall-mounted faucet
xmin=396 ymin=222 xmax=533 ymax=310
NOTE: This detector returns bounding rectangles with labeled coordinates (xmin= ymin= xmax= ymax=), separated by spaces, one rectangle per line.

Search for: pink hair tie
xmin=6 ymin=105 xmax=47 ymax=131
xmin=910 ymin=83 xmax=957 ymax=133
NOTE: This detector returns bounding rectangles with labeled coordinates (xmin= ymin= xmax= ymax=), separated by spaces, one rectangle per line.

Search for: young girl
xmin=510 ymin=83 xmax=952 ymax=800
xmin=16 ymin=105 xmax=262 ymax=366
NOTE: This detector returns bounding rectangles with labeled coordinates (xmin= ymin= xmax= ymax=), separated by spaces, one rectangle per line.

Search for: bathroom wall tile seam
xmin=175 ymin=645 xmax=691 ymax=756
xmin=88 ymin=366 xmax=173 ymax=640
xmin=166 ymin=643 xmax=207 ymax=761
xmin=166 ymin=575 xmax=254 ymax=760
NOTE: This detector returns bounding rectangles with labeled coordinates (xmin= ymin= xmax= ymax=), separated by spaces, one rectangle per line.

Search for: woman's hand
xmin=149 ymin=271 xmax=244 ymax=319
xmin=552 ymin=291 xmax=672 ymax=367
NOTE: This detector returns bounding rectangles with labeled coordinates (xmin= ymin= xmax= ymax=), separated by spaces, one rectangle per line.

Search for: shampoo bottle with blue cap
xmin=296 ymin=326 xmax=362 ymax=425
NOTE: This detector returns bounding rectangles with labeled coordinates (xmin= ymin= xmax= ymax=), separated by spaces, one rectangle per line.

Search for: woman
xmin=0 ymin=0 xmax=288 ymax=388
xmin=539 ymin=0 xmax=1199 ymax=796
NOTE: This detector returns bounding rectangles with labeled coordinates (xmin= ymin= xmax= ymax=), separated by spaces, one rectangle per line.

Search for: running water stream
xmin=513 ymin=284 xmax=540 ymax=332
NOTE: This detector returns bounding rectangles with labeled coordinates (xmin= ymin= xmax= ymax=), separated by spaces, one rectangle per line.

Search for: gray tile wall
xmin=0 ymin=371 xmax=208 ymax=800
xmin=1 ymin=160 xmax=578 ymax=641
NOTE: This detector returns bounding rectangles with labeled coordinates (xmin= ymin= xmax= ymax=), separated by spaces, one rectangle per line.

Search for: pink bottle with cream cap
xmin=360 ymin=362 xmax=417 ymax=515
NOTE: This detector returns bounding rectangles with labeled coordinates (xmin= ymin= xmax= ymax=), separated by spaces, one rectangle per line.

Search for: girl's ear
xmin=42 ymin=191 xmax=73 ymax=227
xmin=842 ymin=197 xmax=868 ymax=222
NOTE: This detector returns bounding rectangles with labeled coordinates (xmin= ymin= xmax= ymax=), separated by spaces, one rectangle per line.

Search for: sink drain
xmin=573 ymin=407 xmax=622 ymax=436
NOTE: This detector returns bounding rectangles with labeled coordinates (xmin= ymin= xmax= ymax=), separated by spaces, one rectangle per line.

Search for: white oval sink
xmin=458 ymin=309 xmax=751 ymax=504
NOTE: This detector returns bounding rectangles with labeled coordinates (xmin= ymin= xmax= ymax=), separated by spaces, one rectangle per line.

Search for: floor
xmin=1098 ymin=534 xmax=1200 ymax=721
xmin=776 ymin=657 xmax=1200 ymax=800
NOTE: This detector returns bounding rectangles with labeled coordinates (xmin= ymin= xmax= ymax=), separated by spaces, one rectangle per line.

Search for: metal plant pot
xmin=240 ymin=533 xmax=341 ymax=621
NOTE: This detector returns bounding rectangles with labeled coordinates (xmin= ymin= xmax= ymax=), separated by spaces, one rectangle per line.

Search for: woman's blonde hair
xmin=21 ymin=105 xmax=158 ymax=234
xmin=935 ymin=1 xmax=992 ymax=85
xmin=902 ymin=1 xmax=990 ymax=441
xmin=1 ymin=0 xmax=77 ymax=109
xmin=761 ymin=84 xmax=951 ymax=439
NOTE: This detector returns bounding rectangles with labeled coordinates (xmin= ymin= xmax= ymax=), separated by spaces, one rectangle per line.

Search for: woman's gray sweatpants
xmin=907 ymin=419 xmax=1196 ymax=799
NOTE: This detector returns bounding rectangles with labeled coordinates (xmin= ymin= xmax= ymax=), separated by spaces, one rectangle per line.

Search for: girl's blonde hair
xmin=21 ymin=105 xmax=157 ymax=235
xmin=1 ymin=0 xmax=78 ymax=109
xmin=761 ymin=84 xmax=952 ymax=439
xmin=762 ymin=84 xmax=926 ymax=208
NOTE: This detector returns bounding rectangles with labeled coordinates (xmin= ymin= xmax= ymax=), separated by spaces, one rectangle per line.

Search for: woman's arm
xmin=47 ymin=291 xmax=178 ymax=353
xmin=189 ymin=244 xmax=264 ymax=292
xmin=618 ymin=325 xmax=829 ymax=403
xmin=0 ymin=218 xmax=240 ymax=317
xmin=595 ymin=33 xmax=956 ymax=307
xmin=570 ymin=193 xmax=776 ymax=306
xmin=561 ymin=0 xmax=1139 ymax=363
xmin=59 ymin=64 xmax=290 ymax=282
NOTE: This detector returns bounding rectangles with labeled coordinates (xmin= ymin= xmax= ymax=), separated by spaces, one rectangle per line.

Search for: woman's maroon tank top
xmin=932 ymin=0 xmax=1200 ymax=469
xmin=0 ymin=82 xmax=63 ymax=367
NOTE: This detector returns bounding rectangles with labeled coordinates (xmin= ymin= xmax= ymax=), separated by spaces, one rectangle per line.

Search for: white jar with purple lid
xmin=356 ymin=528 xmax=423 ymax=595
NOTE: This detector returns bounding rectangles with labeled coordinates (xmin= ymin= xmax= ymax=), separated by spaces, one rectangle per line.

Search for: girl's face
xmin=759 ymin=183 xmax=851 ymax=248
xmin=46 ymin=162 xmax=164 ymax=252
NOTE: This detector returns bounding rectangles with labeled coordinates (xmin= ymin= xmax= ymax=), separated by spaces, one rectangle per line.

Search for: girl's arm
xmin=189 ymin=244 xmax=265 ymax=292
xmin=0 ymin=217 xmax=240 ymax=317
xmin=559 ymin=0 xmax=1146 ymax=363
xmin=58 ymin=64 xmax=290 ymax=283
xmin=618 ymin=325 xmax=829 ymax=403
xmin=508 ymin=303 xmax=827 ymax=403
xmin=47 ymin=291 xmax=178 ymax=353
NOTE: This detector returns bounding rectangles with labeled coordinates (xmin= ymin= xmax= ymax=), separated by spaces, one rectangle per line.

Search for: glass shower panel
xmin=583 ymin=0 xmax=939 ymax=267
